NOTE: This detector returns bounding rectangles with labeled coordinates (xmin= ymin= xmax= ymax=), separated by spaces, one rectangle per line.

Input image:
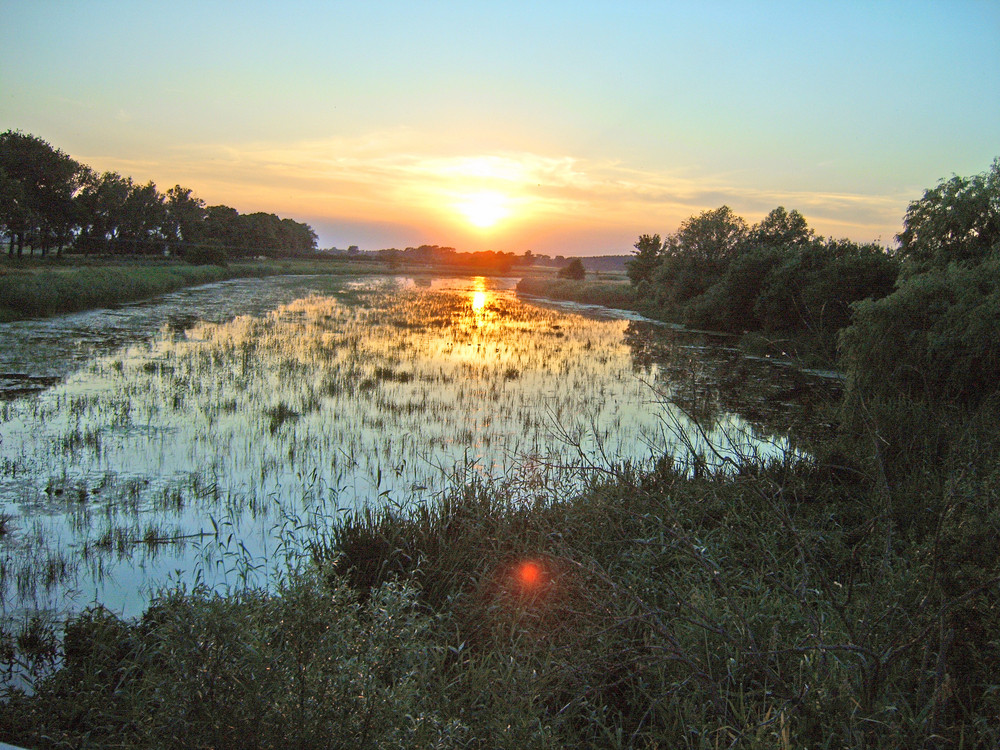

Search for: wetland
xmin=0 ymin=273 xmax=836 ymax=629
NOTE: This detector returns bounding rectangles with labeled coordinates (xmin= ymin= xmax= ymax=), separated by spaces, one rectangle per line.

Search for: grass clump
xmin=1 ymin=575 xmax=502 ymax=749
xmin=516 ymin=276 xmax=637 ymax=310
xmin=0 ymin=256 xmax=382 ymax=322
xmin=319 ymin=453 xmax=1000 ymax=748
xmin=8 ymin=445 xmax=994 ymax=748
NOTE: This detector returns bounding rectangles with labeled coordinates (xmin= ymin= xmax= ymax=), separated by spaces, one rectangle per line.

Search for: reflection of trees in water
xmin=622 ymin=321 xmax=842 ymax=448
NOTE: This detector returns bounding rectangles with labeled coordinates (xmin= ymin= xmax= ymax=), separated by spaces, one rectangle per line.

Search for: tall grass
xmin=4 ymin=442 xmax=997 ymax=747
xmin=516 ymin=277 xmax=637 ymax=310
xmin=0 ymin=258 xmax=379 ymax=322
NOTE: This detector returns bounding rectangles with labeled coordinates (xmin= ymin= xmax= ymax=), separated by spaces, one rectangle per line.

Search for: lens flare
xmin=516 ymin=561 xmax=542 ymax=588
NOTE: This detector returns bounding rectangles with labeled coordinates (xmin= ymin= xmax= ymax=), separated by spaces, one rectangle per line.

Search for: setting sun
xmin=455 ymin=191 xmax=511 ymax=229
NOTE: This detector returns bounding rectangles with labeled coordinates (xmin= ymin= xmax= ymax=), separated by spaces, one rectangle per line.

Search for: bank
xmin=0 ymin=256 xmax=391 ymax=322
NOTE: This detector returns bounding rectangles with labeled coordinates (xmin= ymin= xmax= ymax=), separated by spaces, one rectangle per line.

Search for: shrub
xmin=840 ymin=257 xmax=1000 ymax=408
xmin=184 ymin=243 xmax=229 ymax=266
xmin=557 ymin=257 xmax=585 ymax=280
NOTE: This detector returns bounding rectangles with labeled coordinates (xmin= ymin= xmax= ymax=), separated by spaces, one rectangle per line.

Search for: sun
xmin=455 ymin=191 xmax=510 ymax=229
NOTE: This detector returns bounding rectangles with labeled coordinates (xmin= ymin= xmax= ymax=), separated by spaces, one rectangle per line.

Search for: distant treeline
xmin=0 ymin=131 xmax=317 ymax=261
xmin=360 ymin=246 xmax=631 ymax=274
xmin=566 ymin=254 xmax=629 ymax=273
xmin=372 ymin=244 xmax=538 ymax=273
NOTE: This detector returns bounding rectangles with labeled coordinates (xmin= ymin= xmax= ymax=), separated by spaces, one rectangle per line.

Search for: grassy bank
xmin=516 ymin=276 xmax=638 ymax=310
xmin=0 ymin=257 xmax=383 ymax=322
xmin=3 ymin=411 xmax=997 ymax=747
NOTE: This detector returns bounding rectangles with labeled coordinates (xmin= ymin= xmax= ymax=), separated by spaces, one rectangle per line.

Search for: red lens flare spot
xmin=516 ymin=561 xmax=542 ymax=588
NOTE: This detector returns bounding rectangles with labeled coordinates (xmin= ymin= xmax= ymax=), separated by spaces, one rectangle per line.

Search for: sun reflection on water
xmin=0 ymin=275 xmax=796 ymax=620
xmin=471 ymin=290 xmax=487 ymax=313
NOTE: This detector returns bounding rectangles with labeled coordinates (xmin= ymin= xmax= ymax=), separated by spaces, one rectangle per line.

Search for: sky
xmin=2 ymin=1 xmax=998 ymax=255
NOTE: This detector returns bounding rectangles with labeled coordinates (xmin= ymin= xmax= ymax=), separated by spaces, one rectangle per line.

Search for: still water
xmin=0 ymin=274 xmax=829 ymax=624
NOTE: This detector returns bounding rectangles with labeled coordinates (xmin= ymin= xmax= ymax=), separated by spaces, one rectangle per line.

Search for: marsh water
xmin=0 ymin=274 xmax=838 ymax=627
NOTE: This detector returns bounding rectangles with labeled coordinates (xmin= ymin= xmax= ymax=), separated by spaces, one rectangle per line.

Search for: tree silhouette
xmin=558 ymin=258 xmax=585 ymax=280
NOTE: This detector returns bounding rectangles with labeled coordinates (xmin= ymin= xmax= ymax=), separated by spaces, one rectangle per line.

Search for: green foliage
xmin=2 ymin=574 xmax=471 ymax=749
xmin=184 ymin=242 xmax=230 ymax=266
xmin=7 ymin=453 xmax=997 ymax=748
xmin=632 ymin=205 xmax=899 ymax=354
xmin=655 ymin=234 xmax=899 ymax=363
xmin=896 ymin=158 xmax=1000 ymax=269
xmin=644 ymin=207 xmax=751 ymax=312
xmin=515 ymin=277 xmax=636 ymax=309
xmin=0 ymin=130 xmax=84 ymax=255
xmin=683 ymin=246 xmax=787 ymax=331
xmin=841 ymin=258 xmax=1000 ymax=408
xmin=625 ymin=233 xmax=663 ymax=285
xmin=752 ymin=241 xmax=898 ymax=353
xmin=747 ymin=206 xmax=815 ymax=248
xmin=668 ymin=205 xmax=749 ymax=267
xmin=557 ymin=257 xmax=586 ymax=280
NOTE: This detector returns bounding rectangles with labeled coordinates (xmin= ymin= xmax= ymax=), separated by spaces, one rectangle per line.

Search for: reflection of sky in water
xmin=0 ymin=275 xmax=790 ymax=621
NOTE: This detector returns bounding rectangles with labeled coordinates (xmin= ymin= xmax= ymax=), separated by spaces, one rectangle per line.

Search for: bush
xmin=557 ymin=257 xmax=585 ymax=280
xmin=840 ymin=257 xmax=1000 ymax=408
xmin=684 ymin=246 xmax=787 ymax=332
xmin=184 ymin=244 xmax=229 ymax=266
xmin=2 ymin=574 xmax=468 ymax=749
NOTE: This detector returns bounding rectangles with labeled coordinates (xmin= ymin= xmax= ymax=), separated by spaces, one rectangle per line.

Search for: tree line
xmin=626 ymin=156 xmax=1000 ymax=394
xmin=374 ymin=244 xmax=537 ymax=273
xmin=626 ymin=205 xmax=896 ymax=359
xmin=0 ymin=131 xmax=317 ymax=261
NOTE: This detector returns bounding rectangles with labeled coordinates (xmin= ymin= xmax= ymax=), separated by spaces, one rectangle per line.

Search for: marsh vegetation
xmin=2 ymin=161 xmax=998 ymax=747
xmin=0 ymin=275 xmax=818 ymax=632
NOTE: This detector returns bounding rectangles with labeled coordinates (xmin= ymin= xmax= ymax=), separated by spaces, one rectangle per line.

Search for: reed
xmin=4 ymin=438 xmax=997 ymax=747
xmin=516 ymin=276 xmax=638 ymax=310
xmin=0 ymin=257 xmax=377 ymax=322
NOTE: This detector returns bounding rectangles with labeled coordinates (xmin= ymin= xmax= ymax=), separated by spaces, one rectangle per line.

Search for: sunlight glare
xmin=471 ymin=290 xmax=487 ymax=312
xmin=455 ymin=191 xmax=510 ymax=228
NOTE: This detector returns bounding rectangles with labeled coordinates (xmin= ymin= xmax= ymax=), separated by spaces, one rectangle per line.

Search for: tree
xmin=896 ymin=158 xmax=1000 ymax=269
xmin=75 ymin=172 xmax=167 ymax=254
xmin=754 ymin=240 xmax=898 ymax=338
xmin=626 ymin=233 xmax=663 ymax=286
xmin=119 ymin=180 xmax=167 ymax=254
xmin=669 ymin=205 xmax=748 ymax=266
xmin=0 ymin=130 xmax=84 ymax=256
xmin=278 ymin=217 xmax=318 ymax=255
xmin=557 ymin=257 xmax=585 ymax=280
xmin=165 ymin=185 xmax=207 ymax=252
xmin=0 ymin=167 xmax=27 ymax=255
xmin=748 ymin=206 xmax=815 ymax=248
xmin=75 ymin=170 xmax=132 ymax=253
xmin=841 ymin=257 xmax=1000 ymax=407
xmin=646 ymin=207 xmax=748 ymax=309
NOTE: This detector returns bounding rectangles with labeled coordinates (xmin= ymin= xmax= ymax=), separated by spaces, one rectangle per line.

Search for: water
xmin=0 ymin=274 xmax=833 ymax=627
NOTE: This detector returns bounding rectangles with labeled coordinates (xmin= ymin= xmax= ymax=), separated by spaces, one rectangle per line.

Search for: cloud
xmin=82 ymin=130 xmax=909 ymax=251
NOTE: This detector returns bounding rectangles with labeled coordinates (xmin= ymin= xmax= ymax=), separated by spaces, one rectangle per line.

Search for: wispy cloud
xmin=85 ymin=131 xmax=910 ymax=250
